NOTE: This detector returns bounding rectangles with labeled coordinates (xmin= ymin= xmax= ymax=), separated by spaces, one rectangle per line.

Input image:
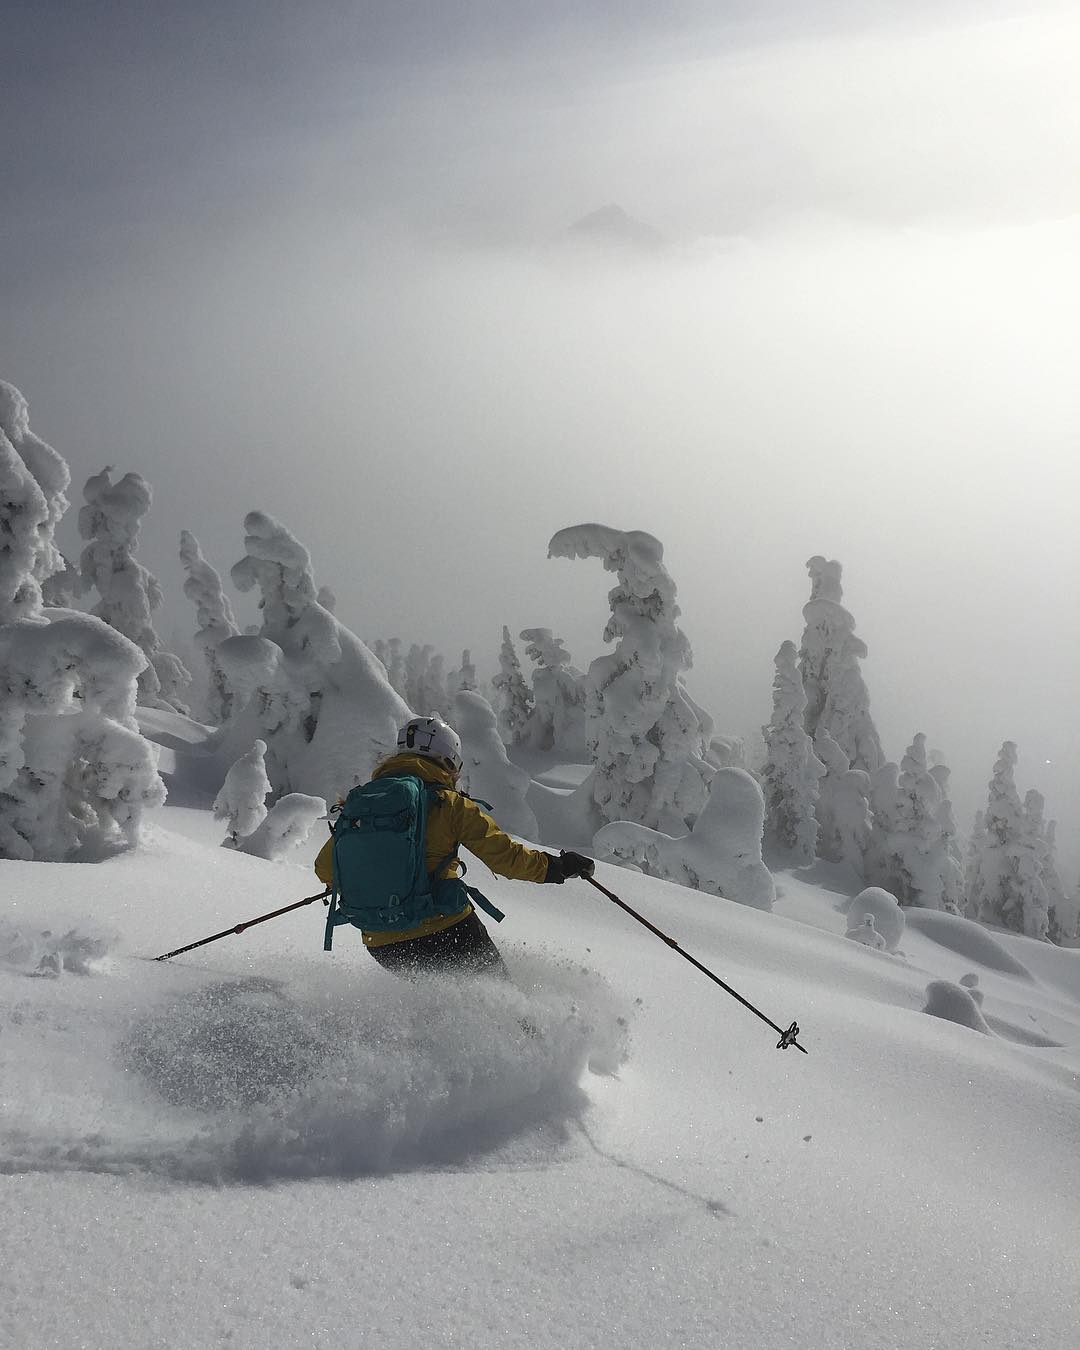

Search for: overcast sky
xmin=3 ymin=0 xmax=1079 ymax=865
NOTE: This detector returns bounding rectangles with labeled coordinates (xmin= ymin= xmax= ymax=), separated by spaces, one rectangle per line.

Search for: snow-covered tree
xmin=447 ymin=649 xmax=478 ymax=696
xmin=928 ymin=755 xmax=965 ymax=898
xmin=402 ymin=643 xmax=448 ymax=716
xmin=0 ymin=381 xmax=165 ymax=860
xmin=77 ymin=467 xmax=190 ymax=712
xmin=519 ymin=627 xmax=587 ymax=757
xmin=404 ymin=643 xmax=431 ymax=711
xmin=214 ymin=740 xmax=271 ymax=846
xmin=453 ymin=690 xmax=539 ymax=838
xmin=372 ymin=634 xmax=407 ymax=696
xmin=864 ymin=735 xmax=964 ymax=911
xmin=423 ymin=651 xmax=448 ymax=717
xmin=383 ymin=638 xmax=407 ymax=700
xmin=40 ymin=553 xmax=78 ymax=608
xmin=549 ymin=524 xmax=711 ymax=833
xmin=1040 ymin=819 xmax=1068 ymax=943
xmin=0 ymin=381 xmax=68 ymax=622
xmin=373 ymin=639 xmax=409 ymax=699
xmin=964 ymin=811 xmax=987 ymax=920
xmin=214 ymin=511 xmax=409 ymax=803
xmin=179 ymin=530 xmax=240 ymax=724
xmin=761 ymin=639 xmax=825 ymax=863
xmin=1015 ymin=789 xmax=1051 ymax=941
xmin=798 ymin=556 xmax=883 ymax=774
xmin=813 ymin=729 xmax=871 ymax=876
xmin=594 ymin=767 xmax=775 ymax=911
xmin=863 ymin=760 xmax=903 ymax=893
xmin=968 ymin=742 xmax=1048 ymax=938
xmin=491 ymin=626 xmax=533 ymax=746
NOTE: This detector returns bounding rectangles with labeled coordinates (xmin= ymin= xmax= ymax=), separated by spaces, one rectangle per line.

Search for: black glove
xmin=544 ymin=851 xmax=596 ymax=884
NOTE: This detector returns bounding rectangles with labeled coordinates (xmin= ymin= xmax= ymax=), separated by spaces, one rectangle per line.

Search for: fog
xmin=3 ymin=1 xmax=1078 ymax=868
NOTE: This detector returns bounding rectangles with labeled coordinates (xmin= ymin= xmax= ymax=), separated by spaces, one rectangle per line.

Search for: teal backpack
xmin=323 ymin=774 xmax=504 ymax=951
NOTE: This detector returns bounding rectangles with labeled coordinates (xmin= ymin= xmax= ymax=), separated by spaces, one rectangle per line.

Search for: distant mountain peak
xmin=565 ymin=204 xmax=666 ymax=251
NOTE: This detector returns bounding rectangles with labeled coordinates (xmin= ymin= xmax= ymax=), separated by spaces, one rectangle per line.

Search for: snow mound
xmin=922 ymin=980 xmax=993 ymax=1035
xmin=903 ymin=908 xmax=1034 ymax=979
xmin=594 ymin=768 xmax=775 ymax=911
xmin=845 ymin=914 xmax=886 ymax=950
xmin=3 ymin=956 xmax=631 ymax=1183
xmin=844 ymin=887 xmax=905 ymax=952
xmin=0 ymin=920 xmax=116 ymax=976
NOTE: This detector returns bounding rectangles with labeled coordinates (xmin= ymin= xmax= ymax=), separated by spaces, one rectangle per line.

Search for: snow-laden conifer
xmin=968 ymin=742 xmax=1022 ymax=927
xmin=1015 ymin=789 xmax=1051 ymax=941
xmin=404 ymin=644 xmax=431 ymax=712
xmin=383 ymin=638 xmax=407 ymax=700
xmin=447 ymin=649 xmax=478 ymax=697
xmin=799 ymin=556 xmax=883 ymax=774
xmin=491 ymin=626 xmax=533 ymax=746
xmin=214 ymin=740 xmax=271 ymax=846
xmin=40 ymin=554 xmax=79 ymax=608
xmin=548 ymin=524 xmax=710 ymax=833
xmin=964 ymin=811 xmax=987 ymax=920
xmin=0 ymin=382 xmax=164 ymax=859
xmin=1040 ymin=819 xmax=1068 ymax=943
xmin=422 ymin=651 xmax=448 ymax=718
xmin=402 ymin=643 xmax=448 ymax=716
xmin=0 ymin=381 xmax=69 ymax=622
xmin=761 ymin=639 xmax=825 ymax=863
xmin=594 ymin=768 xmax=775 ymax=910
xmin=929 ymin=754 xmax=965 ymax=905
xmin=863 ymin=760 xmax=903 ymax=893
xmin=866 ymin=734 xmax=964 ymax=911
xmin=179 ymin=530 xmax=240 ymax=724
xmin=813 ymin=730 xmax=871 ymax=876
xmin=453 ymin=690 xmax=539 ymax=839
xmin=78 ymin=468 xmax=190 ymax=712
xmin=519 ymin=628 xmax=587 ymax=757
xmin=968 ymin=742 xmax=1049 ymax=937
xmin=215 ymin=511 xmax=409 ymax=802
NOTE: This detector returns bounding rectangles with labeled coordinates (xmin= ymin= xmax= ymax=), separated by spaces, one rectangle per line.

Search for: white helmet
xmin=396 ymin=715 xmax=463 ymax=774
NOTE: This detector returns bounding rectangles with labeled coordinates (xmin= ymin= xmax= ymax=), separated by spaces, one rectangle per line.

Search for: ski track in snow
xmin=1 ymin=947 xmax=631 ymax=1184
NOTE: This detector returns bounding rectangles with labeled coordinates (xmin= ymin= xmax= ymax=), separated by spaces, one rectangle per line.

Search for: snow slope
xmin=2 ymin=793 xmax=1079 ymax=1348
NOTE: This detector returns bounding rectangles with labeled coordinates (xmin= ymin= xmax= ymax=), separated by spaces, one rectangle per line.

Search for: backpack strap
xmin=463 ymin=885 xmax=505 ymax=924
xmin=324 ymin=823 xmax=349 ymax=952
xmin=428 ymin=847 xmax=506 ymax=925
xmin=426 ymin=783 xmax=503 ymax=921
xmin=460 ymin=791 xmax=494 ymax=812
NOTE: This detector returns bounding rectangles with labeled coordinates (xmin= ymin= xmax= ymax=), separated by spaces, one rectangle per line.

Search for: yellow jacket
xmin=314 ymin=752 xmax=549 ymax=947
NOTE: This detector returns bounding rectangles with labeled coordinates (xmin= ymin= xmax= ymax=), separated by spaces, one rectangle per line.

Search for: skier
xmin=315 ymin=715 xmax=594 ymax=977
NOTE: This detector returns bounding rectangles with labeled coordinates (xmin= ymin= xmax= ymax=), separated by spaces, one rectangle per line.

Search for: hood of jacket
xmin=371 ymin=752 xmax=458 ymax=790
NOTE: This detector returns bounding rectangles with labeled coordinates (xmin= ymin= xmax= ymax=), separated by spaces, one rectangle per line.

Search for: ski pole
xmin=582 ymin=872 xmax=807 ymax=1053
xmin=154 ymin=889 xmax=331 ymax=962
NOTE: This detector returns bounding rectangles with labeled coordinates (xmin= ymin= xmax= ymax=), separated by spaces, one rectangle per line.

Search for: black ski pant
xmin=365 ymin=911 xmax=509 ymax=981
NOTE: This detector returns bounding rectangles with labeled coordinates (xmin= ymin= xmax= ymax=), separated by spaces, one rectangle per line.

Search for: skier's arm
xmin=445 ymin=793 xmax=550 ymax=882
